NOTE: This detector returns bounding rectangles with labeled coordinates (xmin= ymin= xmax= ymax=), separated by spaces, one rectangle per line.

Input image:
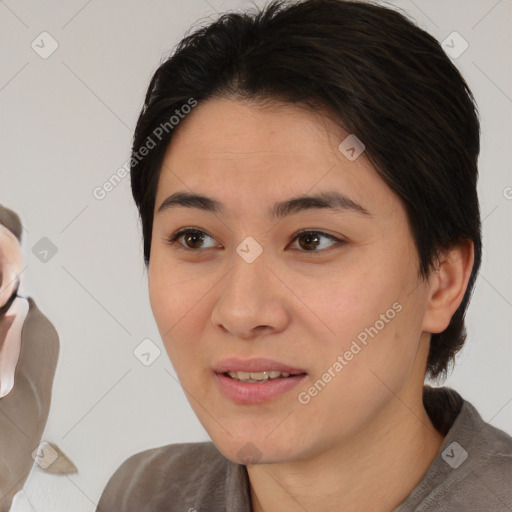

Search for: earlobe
xmin=421 ymin=240 xmax=475 ymax=334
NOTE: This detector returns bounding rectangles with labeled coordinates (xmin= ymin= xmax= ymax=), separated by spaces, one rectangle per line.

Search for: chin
xmin=206 ymin=426 xmax=303 ymax=465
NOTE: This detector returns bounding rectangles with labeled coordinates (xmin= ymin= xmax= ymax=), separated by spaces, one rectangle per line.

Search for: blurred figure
xmin=0 ymin=213 xmax=28 ymax=398
xmin=0 ymin=205 xmax=61 ymax=512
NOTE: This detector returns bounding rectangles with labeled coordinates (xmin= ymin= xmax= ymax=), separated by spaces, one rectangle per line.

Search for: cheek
xmin=148 ymin=256 xmax=208 ymax=365
xmin=319 ymin=292 xmax=405 ymax=382
xmin=315 ymin=264 xmax=397 ymax=342
xmin=313 ymin=256 xmax=424 ymax=383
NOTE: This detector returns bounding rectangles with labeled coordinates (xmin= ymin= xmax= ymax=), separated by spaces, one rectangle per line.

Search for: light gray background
xmin=1 ymin=0 xmax=511 ymax=510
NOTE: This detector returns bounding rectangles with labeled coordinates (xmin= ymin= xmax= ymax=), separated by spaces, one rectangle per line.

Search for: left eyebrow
xmin=271 ymin=191 xmax=370 ymax=219
xmin=157 ymin=190 xmax=371 ymax=218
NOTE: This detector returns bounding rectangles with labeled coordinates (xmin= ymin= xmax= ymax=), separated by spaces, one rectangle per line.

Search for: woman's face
xmin=148 ymin=97 xmax=434 ymax=464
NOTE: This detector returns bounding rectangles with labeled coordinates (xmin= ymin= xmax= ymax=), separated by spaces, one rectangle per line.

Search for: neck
xmin=248 ymin=386 xmax=445 ymax=512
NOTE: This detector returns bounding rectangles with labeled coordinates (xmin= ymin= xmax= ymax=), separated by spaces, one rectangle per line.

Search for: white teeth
xmin=227 ymin=370 xmax=292 ymax=382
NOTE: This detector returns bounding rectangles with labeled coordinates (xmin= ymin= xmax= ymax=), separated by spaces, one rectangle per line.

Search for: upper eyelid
xmin=171 ymin=227 xmax=217 ymax=243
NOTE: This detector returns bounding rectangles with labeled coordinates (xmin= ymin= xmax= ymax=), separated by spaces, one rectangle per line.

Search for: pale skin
xmin=148 ymin=97 xmax=474 ymax=511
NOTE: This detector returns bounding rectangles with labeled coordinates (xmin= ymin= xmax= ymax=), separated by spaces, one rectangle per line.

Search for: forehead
xmin=155 ymin=97 xmax=398 ymax=218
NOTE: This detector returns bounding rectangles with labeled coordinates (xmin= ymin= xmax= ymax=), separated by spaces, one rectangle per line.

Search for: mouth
xmin=213 ymin=357 xmax=308 ymax=404
xmin=213 ymin=357 xmax=307 ymax=375
xmin=224 ymin=370 xmax=301 ymax=383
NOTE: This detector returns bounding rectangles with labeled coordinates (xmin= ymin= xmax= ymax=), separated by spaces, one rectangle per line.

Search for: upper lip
xmin=213 ymin=357 xmax=307 ymax=375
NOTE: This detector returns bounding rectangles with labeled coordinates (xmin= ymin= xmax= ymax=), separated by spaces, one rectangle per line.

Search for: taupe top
xmin=96 ymin=386 xmax=512 ymax=511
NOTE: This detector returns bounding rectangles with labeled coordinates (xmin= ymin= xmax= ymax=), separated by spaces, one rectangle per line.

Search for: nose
xmin=210 ymin=248 xmax=289 ymax=340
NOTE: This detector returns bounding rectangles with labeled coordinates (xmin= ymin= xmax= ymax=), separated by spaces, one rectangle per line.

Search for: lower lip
xmin=215 ymin=372 xmax=307 ymax=404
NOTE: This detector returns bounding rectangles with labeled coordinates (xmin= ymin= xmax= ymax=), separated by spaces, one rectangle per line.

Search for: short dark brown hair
xmin=130 ymin=0 xmax=482 ymax=379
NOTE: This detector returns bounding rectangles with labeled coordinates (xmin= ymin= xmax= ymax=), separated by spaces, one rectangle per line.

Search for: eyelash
xmin=165 ymin=227 xmax=345 ymax=254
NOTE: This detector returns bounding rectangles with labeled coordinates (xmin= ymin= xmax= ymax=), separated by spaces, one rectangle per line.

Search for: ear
xmin=421 ymin=240 xmax=475 ymax=334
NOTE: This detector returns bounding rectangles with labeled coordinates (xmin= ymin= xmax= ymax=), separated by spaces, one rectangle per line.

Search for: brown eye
xmin=297 ymin=232 xmax=321 ymax=251
xmin=291 ymin=230 xmax=342 ymax=252
xmin=166 ymin=229 xmax=217 ymax=251
xmin=165 ymin=228 xmax=343 ymax=254
xmin=182 ymin=231 xmax=205 ymax=249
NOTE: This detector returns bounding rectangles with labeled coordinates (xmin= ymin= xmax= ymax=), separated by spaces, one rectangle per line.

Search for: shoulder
xmin=401 ymin=388 xmax=512 ymax=511
xmin=449 ymin=402 xmax=512 ymax=509
xmin=429 ymin=398 xmax=512 ymax=511
xmin=96 ymin=441 xmax=230 ymax=512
